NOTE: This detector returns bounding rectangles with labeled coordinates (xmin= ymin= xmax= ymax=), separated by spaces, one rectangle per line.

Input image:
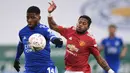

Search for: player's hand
xmin=108 ymin=69 xmax=115 ymax=73
xmin=48 ymin=1 xmax=57 ymax=13
xmin=13 ymin=60 xmax=20 ymax=72
xmin=53 ymin=38 xmax=63 ymax=48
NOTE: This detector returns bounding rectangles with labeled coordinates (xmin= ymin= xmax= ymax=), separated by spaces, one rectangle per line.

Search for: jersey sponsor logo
xmin=23 ymin=36 xmax=33 ymax=53
xmin=79 ymin=41 xmax=86 ymax=47
xmin=24 ymin=44 xmax=33 ymax=53
xmin=107 ymin=47 xmax=118 ymax=54
xmin=66 ymin=49 xmax=78 ymax=56
xmin=67 ymin=44 xmax=79 ymax=52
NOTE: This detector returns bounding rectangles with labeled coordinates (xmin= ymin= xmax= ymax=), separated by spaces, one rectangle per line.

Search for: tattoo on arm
xmin=95 ymin=55 xmax=110 ymax=71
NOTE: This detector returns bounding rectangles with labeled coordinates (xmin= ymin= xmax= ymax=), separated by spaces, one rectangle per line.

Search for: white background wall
xmin=0 ymin=0 xmax=130 ymax=45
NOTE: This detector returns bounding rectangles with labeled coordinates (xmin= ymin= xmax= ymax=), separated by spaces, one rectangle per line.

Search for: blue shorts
xmin=24 ymin=65 xmax=58 ymax=73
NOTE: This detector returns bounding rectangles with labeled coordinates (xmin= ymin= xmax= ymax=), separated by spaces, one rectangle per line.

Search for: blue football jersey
xmin=101 ymin=37 xmax=123 ymax=63
xmin=19 ymin=23 xmax=56 ymax=67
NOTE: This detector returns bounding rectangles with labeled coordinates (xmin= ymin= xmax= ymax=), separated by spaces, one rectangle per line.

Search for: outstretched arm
xmin=92 ymin=50 xmax=115 ymax=73
xmin=94 ymin=55 xmax=115 ymax=73
xmin=90 ymin=38 xmax=114 ymax=73
xmin=94 ymin=54 xmax=110 ymax=71
xmin=48 ymin=1 xmax=60 ymax=33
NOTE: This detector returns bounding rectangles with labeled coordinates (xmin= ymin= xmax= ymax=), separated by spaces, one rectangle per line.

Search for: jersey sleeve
xmin=89 ymin=38 xmax=100 ymax=56
xmin=120 ymin=38 xmax=123 ymax=46
xmin=42 ymin=26 xmax=57 ymax=41
xmin=57 ymin=26 xmax=69 ymax=38
xmin=15 ymin=32 xmax=24 ymax=61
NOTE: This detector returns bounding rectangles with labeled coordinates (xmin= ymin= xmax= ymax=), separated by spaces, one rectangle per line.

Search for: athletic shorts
xmin=24 ymin=65 xmax=58 ymax=73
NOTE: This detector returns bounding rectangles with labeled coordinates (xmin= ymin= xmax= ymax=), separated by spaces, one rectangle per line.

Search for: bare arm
xmin=48 ymin=16 xmax=60 ymax=32
xmin=120 ymin=46 xmax=127 ymax=58
xmin=48 ymin=1 xmax=60 ymax=33
xmin=94 ymin=54 xmax=110 ymax=71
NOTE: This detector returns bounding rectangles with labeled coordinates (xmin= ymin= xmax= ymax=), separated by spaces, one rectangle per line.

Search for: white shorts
xmin=64 ymin=70 xmax=84 ymax=73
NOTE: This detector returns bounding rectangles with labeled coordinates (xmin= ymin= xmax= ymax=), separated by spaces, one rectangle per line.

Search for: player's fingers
xmin=52 ymin=1 xmax=56 ymax=6
xmin=48 ymin=2 xmax=52 ymax=5
xmin=16 ymin=68 xmax=20 ymax=72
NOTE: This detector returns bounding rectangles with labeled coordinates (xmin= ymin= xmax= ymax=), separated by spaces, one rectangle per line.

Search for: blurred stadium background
xmin=0 ymin=0 xmax=130 ymax=73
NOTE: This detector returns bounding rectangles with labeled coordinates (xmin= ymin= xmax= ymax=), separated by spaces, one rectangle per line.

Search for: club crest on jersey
xmin=79 ymin=41 xmax=86 ymax=47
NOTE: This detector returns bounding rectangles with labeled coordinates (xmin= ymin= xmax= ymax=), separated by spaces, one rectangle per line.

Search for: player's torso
xmin=19 ymin=24 xmax=53 ymax=66
xmin=104 ymin=37 xmax=122 ymax=61
xmin=65 ymin=28 xmax=91 ymax=71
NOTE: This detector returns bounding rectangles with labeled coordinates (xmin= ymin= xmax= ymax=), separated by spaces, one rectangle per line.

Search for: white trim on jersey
xmin=50 ymin=36 xmax=57 ymax=41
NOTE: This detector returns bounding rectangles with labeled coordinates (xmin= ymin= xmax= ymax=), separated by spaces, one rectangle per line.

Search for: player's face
xmin=109 ymin=27 xmax=116 ymax=35
xmin=76 ymin=18 xmax=89 ymax=34
xmin=27 ymin=13 xmax=40 ymax=28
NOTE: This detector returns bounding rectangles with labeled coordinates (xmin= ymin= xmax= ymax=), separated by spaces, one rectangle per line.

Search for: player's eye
xmin=31 ymin=16 xmax=36 ymax=19
xmin=27 ymin=16 xmax=37 ymax=19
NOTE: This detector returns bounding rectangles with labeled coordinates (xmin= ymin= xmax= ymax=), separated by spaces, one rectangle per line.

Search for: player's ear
xmin=39 ymin=16 xmax=41 ymax=20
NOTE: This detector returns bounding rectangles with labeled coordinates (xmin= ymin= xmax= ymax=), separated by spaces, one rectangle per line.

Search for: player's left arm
xmin=43 ymin=26 xmax=63 ymax=48
xmin=89 ymin=39 xmax=114 ymax=73
xmin=120 ymin=39 xmax=127 ymax=58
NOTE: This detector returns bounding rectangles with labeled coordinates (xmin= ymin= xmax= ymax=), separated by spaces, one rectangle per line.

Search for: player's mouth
xmin=76 ymin=26 xmax=82 ymax=31
xmin=28 ymin=24 xmax=34 ymax=27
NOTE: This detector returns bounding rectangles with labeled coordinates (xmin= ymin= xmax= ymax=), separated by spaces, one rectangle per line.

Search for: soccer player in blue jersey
xmin=100 ymin=24 xmax=127 ymax=73
xmin=13 ymin=6 xmax=63 ymax=73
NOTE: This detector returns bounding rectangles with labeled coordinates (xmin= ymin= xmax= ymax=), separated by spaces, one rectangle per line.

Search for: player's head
xmin=26 ymin=6 xmax=41 ymax=28
xmin=108 ymin=24 xmax=117 ymax=36
xmin=76 ymin=15 xmax=92 ymax=34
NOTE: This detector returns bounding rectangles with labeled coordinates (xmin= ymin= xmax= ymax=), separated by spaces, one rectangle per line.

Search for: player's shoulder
xmin=115 ymin=36 xmax=123 ymax=41
xmin=102 ymin=37 xmax=109 ymax=42
xmin=66 ymin=26 xmax=76 ymax=31
xmin=39 ymin=24 xmax=48 ymax=28
xmin=38 ymin=24 xmax=49 ymax=30
xmin=19 ymin=25 xmax=28 ymax=35
xmin=70 ymin=26 xmax=76 ymax=30
xmin=86 ymin=32 xmax=95 ymax=40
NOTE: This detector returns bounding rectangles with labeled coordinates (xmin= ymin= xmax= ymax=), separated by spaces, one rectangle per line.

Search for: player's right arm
xmin=14 ymin=34 xmax=24 ymax=72
xmin=47 ymin=1 xmax=69 ymax=39
xmin=48 ymin=1 xmax=60 ymax=33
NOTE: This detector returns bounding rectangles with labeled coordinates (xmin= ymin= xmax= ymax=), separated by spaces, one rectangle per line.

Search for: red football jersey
xmin=58 ymin=26 xmax=100 ymax=73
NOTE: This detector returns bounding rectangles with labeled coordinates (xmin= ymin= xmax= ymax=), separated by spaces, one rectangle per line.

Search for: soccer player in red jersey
xmin=48 ymin=1 xmax=115 ymax=73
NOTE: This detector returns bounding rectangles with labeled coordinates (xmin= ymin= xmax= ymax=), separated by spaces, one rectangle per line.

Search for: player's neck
xmin=109 ymin=35 xmax=115 ymax=38
xmin=76 ymin=31 xmax=87 ymax=35
xmin=29 ymin=23 xmax=39 ymax=30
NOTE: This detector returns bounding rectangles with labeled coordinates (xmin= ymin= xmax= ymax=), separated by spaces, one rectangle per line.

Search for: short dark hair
xmin=79 ymin=15 xmax=92 ymax=27
xmin=109 ymin=24 xmax=117 ymax=29
xmin=27 ymin=6 xmax=40 ymax=14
